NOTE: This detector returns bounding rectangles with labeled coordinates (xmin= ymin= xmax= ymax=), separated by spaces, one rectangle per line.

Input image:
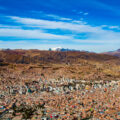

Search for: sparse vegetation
xmin=0 ymin=50 xmax=120 ymax=80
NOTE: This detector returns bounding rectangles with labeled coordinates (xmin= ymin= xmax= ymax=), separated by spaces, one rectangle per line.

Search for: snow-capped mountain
xmin=49 ymin=47 xmax=79 ymax=52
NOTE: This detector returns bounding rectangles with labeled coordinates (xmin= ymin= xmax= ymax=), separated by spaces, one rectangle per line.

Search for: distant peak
xmin=49 ymin=47 xmax=79 ymax=52
xmin=117 ymin=49 xmax=120 ymax=52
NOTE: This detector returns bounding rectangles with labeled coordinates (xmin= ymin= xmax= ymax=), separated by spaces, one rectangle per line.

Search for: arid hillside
xmin=0 ymin=49 xmax=120 ymax=81
xmin=0 ymin=49 xmax=119 ymax=64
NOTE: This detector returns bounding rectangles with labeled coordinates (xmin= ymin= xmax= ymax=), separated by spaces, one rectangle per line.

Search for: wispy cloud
xmin=31 ymin=11 xmax=72 ymax=21
xmin=9 ymin=16 xmax=102 ymax=33
xmin=109 ymin=26 xmax=120 ymax=30
xmin=73 ymin=10 xmax=88 ymax=16
xmin=45 ymin=14 xmax=72 ymax=21
xmin=9 ymin=16 xmax=120 ymax=40
xmin=0 ymin=24 xmax=21 ymax=29
xmin=83 ymin=12 xmax=88 ymax=15
xmin=101 ymin=25 xmax=120 ymax=30
xmin=0 ymin=14 xmax=119 ymax=52
xmin=92 ymin=0 xmax=120 ymax=15
xmin=0 ymin=28 xmax=72 ymax=40
xmin=0 ymin=40 xmax=27 ymax=44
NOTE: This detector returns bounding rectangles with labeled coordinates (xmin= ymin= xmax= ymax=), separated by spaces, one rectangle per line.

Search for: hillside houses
xmin=0 ymin=76 xmax=120 ymax=119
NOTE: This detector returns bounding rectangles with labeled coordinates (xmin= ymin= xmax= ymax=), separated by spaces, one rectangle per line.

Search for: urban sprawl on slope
xmin=0 ymin=75 xmax=120 ymax=120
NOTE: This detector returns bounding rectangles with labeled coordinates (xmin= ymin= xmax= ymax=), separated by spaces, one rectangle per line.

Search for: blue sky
xmin=0 ymin=0 xmax=120 ymax=52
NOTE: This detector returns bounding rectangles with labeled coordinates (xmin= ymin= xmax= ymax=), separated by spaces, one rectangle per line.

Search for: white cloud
xmin=109 ymin=26 xmax=120 ymax=29
xmin=9 ymin=16 xmax=103 ymax=33
xmin=101 ymin=25 xmax=108 ymax=28
xmin=0 ymin=15 xmax=119 ymax=52
xmin=30 ymin=11 xmax=73 ymax=21
xmin=9 ymin=16 xmax=120 ymax=40
xmin=77 ymin=11 xmax=88 ymax=16
xmin=0 ymin=28 xmax=72 ymax=40
xmin=0 ymin=24 xmax=21 ymax=29
xmin=101 ymin=25 xmax=120 ymax=30
xmin=0 ymin=40 xmax=27 ymax=44
xmin=72 ymin=20 xmax=87 ymax=24
xmin=83 ymin=12 xmax=88 ymax=15
xmin=45 ymin=14 xmax=72 ymax=21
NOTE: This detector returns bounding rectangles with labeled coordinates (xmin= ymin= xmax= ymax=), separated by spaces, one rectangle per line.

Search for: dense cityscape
xmin=0 ymin=76 xmax=120 ymax=119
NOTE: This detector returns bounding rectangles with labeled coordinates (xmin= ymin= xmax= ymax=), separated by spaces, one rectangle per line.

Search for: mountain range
xmin=104 ymin=49 xmax=120 ymax=57
xmin=0 ymin=49 xmax=120 ymax=80
xmin=49 ymin=47 xmax=120 ymax=58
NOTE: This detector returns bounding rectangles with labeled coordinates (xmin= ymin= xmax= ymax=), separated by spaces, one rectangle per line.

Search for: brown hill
xmin=0 ymin=49 xmax=120 ymax=81
xmin=104 ymin=49 xmax=120 ymax=58
xmin=0 ymin=49 xmax=119 ymax=64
